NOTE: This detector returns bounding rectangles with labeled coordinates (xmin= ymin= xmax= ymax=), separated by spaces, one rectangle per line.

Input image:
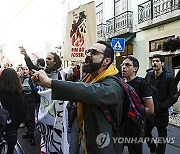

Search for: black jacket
xmin=145 ymin=69 xmax=178 ymax=126
xmin=0 ymin=91 xmax=25 ymax=131
xmin=25 ymin=57 xmax=40 ymax=71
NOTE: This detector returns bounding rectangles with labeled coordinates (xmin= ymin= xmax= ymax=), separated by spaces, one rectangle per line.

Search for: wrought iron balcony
xmin=138 ymin=0 xmax=180 ymax=25
xmin=138 ymin=0 xmax=152 ymax=24
xmin=106 ymin=11 xmax=133 ymax=38
xmin=97 ymin=23 xmax=106 ymax=40
xmin=106 ymin=17 xmax=114 ymax=37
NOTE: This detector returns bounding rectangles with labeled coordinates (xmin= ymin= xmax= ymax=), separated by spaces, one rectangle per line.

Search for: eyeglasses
xmin=120 ymin=63 xmax=133 ymax=67
xmin=85 ymin=49 xmax=104 ymax=56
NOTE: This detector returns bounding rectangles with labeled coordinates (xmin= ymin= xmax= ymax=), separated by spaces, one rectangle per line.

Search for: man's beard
xmin=152 ymin=65 xmax=161 ymax=71
xmin=82 ymin=57 xmax=103 ymax=73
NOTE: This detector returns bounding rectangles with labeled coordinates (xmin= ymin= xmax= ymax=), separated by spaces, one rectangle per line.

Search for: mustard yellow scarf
xmin=77 ymin=64 xmax=119 ymax=152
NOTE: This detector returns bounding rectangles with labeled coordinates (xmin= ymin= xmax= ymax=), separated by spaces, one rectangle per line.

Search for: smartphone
xmin=19 ymin=46 xmax=24 ymax=53
xmin=172 ymin=53 xmax=180 ymax=69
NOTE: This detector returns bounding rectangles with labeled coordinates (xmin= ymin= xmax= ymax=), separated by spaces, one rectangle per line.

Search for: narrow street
xmin=16 ymin=123 xmax=180 ymax=154
xmin=122 ymin=124 xmax=180 ymax=154
xmin=17 ymin=127 xmax=40 ymax=154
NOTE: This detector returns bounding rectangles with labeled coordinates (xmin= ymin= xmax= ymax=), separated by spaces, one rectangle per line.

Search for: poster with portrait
xmin=64 ymin=1 xmax=97 ymax=61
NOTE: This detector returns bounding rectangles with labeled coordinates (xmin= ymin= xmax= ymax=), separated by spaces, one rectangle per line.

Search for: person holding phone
xmin=19 ymin=46 xmax=45 ymax=71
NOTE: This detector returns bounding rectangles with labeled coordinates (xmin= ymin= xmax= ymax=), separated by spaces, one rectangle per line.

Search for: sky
xmin=0 ymin=0 xmax=95 ymax=66
xmin=0 ymin=0 xmax=64 ymax=66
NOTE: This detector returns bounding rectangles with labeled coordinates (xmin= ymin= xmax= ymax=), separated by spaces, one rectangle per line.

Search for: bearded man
xmin=31 ymin=40 xmax=125 ymax=154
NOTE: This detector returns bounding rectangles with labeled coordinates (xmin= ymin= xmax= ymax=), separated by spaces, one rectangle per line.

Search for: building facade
xmin=95 ymin=0 xmax=180 ymax=111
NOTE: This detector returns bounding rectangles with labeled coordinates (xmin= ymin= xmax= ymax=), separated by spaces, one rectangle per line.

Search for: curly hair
xmin=49 ymin=52 xmax=62 ymax=71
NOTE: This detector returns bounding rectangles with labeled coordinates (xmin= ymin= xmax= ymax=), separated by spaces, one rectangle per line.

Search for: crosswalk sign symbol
xmin=114 ymin=41 xmax=122 ymax=50
xmin=111 ymin=38 xmax=125 ymax=52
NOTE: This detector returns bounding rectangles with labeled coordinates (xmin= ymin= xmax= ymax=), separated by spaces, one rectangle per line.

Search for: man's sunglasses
xmin=85 ymin=49 xmax=105 ymax=56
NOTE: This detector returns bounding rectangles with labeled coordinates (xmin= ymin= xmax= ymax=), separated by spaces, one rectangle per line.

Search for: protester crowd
xmin=0 ymin=39 xmax=179 ymax=154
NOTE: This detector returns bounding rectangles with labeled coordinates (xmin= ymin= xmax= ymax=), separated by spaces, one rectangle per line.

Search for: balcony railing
xmin=106 ymin=17 xmax=114 ymax=36
xmin=138 ymin=0 xmax=152 ymax=24
xmin=138 ymin=0 xmax=180 ymax=24
xmin=97 ymin=23 xmax=106 ymax=40
xmin=106 ymin=11 xmax=133 ymax=37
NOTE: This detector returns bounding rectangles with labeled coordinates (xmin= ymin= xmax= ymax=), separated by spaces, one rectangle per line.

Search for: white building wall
xmin=61 ymin=0 xmax=180 ymax=111
xmin=131 ymin=0 xmax=140 ymax=32
xmin=103 ymin=0 xmax=114 ymax=23
xmin=135 ymin=20 xmax=180 ymax=111
xmin=135 ymin=20 xmax=180 ymax=76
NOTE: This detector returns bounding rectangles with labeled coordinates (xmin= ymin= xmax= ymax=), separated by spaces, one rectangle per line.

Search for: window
xmin=121 ymin=44 xmax=133 ymax=56
xmin=96 ymin=2 xmax=103 ymax=25
xmin=115 ymin=0 xmax=128 ymax=16
xmin=149 ymin=36 xmax=175 ymax=52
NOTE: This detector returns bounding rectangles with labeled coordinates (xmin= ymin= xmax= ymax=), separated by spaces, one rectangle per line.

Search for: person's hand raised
xmin=31 ymin=69 xmax=52 ymax=88
xmin=19 ymin=46 xmax=27 ymax=56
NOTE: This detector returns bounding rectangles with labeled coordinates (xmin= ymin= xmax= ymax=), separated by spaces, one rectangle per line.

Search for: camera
xmin=172 ymin=53 xmax=180 ymax=69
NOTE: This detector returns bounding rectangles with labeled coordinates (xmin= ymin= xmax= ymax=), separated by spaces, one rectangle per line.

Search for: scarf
xmin=77 ymin=64 xmax=119 ymax=153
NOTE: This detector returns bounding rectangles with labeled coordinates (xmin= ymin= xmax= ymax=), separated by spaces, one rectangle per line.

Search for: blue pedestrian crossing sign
xmin=111 ymin=38 xmax=125 ymax=52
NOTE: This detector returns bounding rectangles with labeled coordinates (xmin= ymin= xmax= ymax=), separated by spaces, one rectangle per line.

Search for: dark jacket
xmin=25 ymin=57 xmax=40 ymax=71
xmin=145 ymin=69 xmax=178 ymax=126
xmin=170 ymin=69 xmax=180 ymax=96
xmin=51 ymin=76 xmax=124 ymax=154
xmin=0 ymin=91 xmax=25 ymax=131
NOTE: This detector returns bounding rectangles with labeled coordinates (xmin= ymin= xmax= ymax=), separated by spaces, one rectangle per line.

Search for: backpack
xmin=99 ymin=75 xmax=146 ymax=137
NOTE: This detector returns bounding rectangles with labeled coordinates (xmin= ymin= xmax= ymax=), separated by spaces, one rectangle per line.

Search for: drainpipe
xmin=127 ymin=0 xmax=128 ymax=11
xmin=113 ymin=0 xmax=116 ymax=66
xmin=114 ymin=0 xmax=116 ymax=34
xmin=126 ymin=0 xmax=129 ymax=55
xmin=151 ymin=0 xmax=153 ymax=19
xmin=127 ymin=0 xmax=129 ymax=30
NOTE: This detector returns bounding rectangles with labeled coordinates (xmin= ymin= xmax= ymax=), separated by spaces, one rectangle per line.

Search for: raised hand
xmin=19 ymin=46 xmax=27 ymax=56
xmin=31 ymin=69 xmax=52 ymax=88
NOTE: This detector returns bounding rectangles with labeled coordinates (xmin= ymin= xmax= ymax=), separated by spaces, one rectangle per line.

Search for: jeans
xmin=145 ymin=125 xmax=167 ymax=154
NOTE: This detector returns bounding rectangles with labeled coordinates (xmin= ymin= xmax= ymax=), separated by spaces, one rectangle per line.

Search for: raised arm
xmin=19 ymin=47 xmax=39 ymax=71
